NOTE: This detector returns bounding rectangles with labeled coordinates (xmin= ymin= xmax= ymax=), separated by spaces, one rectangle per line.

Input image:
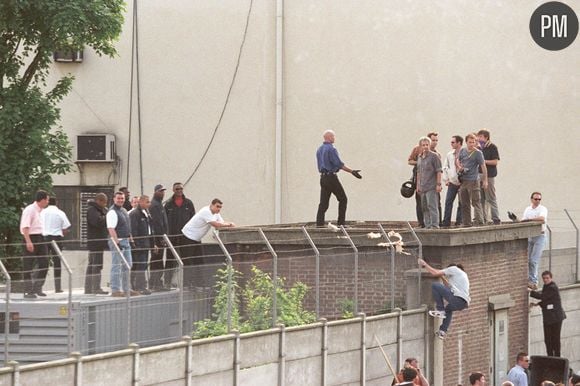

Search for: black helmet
xmin=400 ymin=180 xmax=415 ymax=198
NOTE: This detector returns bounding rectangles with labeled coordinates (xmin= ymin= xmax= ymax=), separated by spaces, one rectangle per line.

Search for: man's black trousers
xmin=316 ymin=174 xmax=347 ymax=226
xmin=543 ymin=320 xmax=563 ymax=357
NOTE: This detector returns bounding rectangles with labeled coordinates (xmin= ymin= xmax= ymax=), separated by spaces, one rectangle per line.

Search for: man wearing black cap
xmin=149 ymin=184 xmax=170 ymax=290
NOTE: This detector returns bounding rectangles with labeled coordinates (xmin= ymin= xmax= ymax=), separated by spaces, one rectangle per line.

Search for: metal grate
xmin=80 ymin=192 xmax=99 ymax=248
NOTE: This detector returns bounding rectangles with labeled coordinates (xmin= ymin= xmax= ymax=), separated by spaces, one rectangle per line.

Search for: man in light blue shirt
xmin=507 ymin=352 xmax=529 ymax=386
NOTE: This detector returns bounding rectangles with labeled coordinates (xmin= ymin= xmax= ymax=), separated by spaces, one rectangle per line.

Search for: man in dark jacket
xmin=149 ymin=184 xmax=170 ymax=290
xmin=164 ymin=182 xmax=196 ymax=285
xmin=120 ymin=187 xmax=133 ymax=211
xmin=85 ymin=193 xmax=109 ymax=294
xmin=530 ymin=270 xmax=566 ymax=357
xmin=129 ymin=195 xmax=153 ymax=295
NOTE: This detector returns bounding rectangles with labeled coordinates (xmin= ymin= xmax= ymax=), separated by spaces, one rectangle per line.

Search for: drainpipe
xmin=274 ymin=0 xmax=284 ymax=223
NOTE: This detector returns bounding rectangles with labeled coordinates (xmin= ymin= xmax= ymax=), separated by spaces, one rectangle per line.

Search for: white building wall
xmin=51 ymin=1 xmax=580 ymax=226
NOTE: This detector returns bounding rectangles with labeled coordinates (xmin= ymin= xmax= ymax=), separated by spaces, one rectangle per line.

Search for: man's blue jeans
xmin=432 ymin=282 xmax=468 ymax=332
xmin=443 ymin=183 xmax=462 ymax=226
xmin=528 ymin=234 xmax=546 ymax=284
xmin=109 ymin=238 xmax=132 ymax=292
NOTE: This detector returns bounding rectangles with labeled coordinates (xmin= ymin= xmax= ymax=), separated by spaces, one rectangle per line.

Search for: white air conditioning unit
xmin=76 ymin=134 xmax=116 ymax=162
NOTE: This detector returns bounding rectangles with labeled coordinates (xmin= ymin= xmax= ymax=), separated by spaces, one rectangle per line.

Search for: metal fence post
xmin=0 ymin=259 xmax=11 ymax=365
xmin=407 ymin=222 xmax=423 ymax=306
xmin=546 ymin=224 xmax=552 ymax=272
xmin=301 ymin=226 xmax=320 ymax=318
xmin=377 ymin=224 xmax=395 ymax=311
xmin=163 ymin=235 xmax=185 ymax=335
xmin=50 ymin=241 xmax=74 ymax=354
xmin=258 ymin=228 xmax=278 ymax=327
xmin=111 ymin=242 xmax=133 ymax=345
xmin=213 ymin=230 xmax=234 ymax=332
xmin=563 ymin=209 xmax=579 ymax=282
xmin=340 ymin=226 xmax=358 ymax=314
xmin=358 ymin=313 xmax=366 ymax=385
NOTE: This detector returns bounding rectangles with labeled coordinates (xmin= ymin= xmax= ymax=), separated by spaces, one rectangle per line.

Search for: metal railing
xmin=11 ymin=218 xmax=571 ymax=366
xmin=0 ymin=259 xmax=10 ymax=367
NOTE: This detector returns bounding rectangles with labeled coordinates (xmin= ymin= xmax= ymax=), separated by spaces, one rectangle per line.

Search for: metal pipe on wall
xmin=274 ymin=0 xmax=284 ymax=223
xmin=0 ymin=260 xmax=11 ymax=365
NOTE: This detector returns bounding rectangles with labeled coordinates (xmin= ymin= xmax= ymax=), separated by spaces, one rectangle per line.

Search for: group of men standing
xmin=19 ymin=183 xmax=234 ymax=298
xmin=91 ymin=183 xmax=234 ymax=296
xmin=409 ymin=130 xmax=500 ymax=228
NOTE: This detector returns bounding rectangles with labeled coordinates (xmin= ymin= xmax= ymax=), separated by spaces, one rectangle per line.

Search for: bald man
xmin=315 ymin=130 xmax=361 ymax=226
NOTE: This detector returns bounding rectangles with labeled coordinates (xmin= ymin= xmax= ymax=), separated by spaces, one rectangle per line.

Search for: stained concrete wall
xmin=529 ymin=283 xmax=580 ymax=373
xmin=0 ymin=309 xmax=428 ymax=386
xmin=48 ymin=1 xmax=580 ymax=226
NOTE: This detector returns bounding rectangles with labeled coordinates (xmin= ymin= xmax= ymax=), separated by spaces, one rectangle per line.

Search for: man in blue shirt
xmin=315 ymin=130 xmax=361 ymax=226
xmin=507 ymin=352 xmax=529 ymax=386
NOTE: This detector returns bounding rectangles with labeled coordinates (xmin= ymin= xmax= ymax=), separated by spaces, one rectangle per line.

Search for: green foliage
xmin=0 ymin=0 xmax=124 ymax=273
xmin=338 ymin=298 xmax=354 ymax=319
xmin=193 ymin=265 xmax=316 ymax=339
xmin=193 ymin=265 xmax=242 ymax=339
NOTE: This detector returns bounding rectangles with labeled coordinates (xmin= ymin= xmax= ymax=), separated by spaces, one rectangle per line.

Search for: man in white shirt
xmin=20 ymin=190 xmax=50 ymax=298
xmin=418 ymin=258 xmax=470 ymax=340
xmin=442 ymin=135 xmax=463 ymax=227
xmin=181 ymin=199 xmax=235 ymax=287
xmin=522 ymin=192 xmax=548 ymax=289
xmin=41 ymin=197 xmax=71 ymax=293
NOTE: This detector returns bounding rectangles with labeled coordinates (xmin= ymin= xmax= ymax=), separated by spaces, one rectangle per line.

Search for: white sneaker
xmin=435 ymin=330 xmax=446 ymax=340
xmin=429 ymin=310 xmax=446 ymax=319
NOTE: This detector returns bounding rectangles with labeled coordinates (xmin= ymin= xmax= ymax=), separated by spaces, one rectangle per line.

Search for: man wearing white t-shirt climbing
xmin=418 ymin=258 xmax=470 ymax=340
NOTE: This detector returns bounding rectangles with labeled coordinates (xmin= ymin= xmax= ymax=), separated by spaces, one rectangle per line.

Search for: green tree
xmin=0 ymin=1 xmax=124 ymax=274
xmin=193 ymin=265 xmax=243 ymax=339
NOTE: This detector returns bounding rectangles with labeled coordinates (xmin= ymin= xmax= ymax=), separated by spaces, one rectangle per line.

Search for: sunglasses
xmin=532 ymin=198 xmax=541 ymax=201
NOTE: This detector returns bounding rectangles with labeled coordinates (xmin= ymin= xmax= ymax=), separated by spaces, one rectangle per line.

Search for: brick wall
xmin=424 ymin=239 xmax=529 ymax=385
xmin=218 ymin=223 xmax=537 ymax=385
xmin=230 ymin=245 xmax=417 ymax=319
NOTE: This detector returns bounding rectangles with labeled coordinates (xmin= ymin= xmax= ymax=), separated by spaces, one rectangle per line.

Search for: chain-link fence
xmin=0 ymin=222 xmax=427 ymax=365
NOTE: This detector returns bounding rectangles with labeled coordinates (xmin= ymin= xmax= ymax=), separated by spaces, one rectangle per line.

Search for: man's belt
xmin=320 ymin=171 xmax=336 ymax=176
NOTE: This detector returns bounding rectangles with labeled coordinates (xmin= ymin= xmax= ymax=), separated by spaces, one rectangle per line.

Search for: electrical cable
xmin=126 ymin=0 xmax=137 ymax=187
xmin=183 ymin=0 xmax=254 ymax=187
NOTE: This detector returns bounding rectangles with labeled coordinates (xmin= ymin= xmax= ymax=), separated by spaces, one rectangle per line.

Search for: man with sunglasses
xmin=164 ymin=182 xmax=195 ymax=288
xmin=522 ymin=192 xmax=548 ymax=289
xmin=507 ymin=352 xmax=529 ymax=386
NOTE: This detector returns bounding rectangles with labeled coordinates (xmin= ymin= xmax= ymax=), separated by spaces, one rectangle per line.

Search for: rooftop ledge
xmin=218 ymin=221 xmax=542 ymax=247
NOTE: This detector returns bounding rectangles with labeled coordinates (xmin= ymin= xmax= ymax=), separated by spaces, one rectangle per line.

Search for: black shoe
xmin=24 ymin=293 xmax=37 ymax=299
xmin=140 ymin=289 xmax=152 ymax=295
xmin=55 ymin=289 xmax=63 ymax=293
xmin=36 ymin=291 xmax=47 ymax=297
xmin=94 ymin=289 xmax=109 ymax=295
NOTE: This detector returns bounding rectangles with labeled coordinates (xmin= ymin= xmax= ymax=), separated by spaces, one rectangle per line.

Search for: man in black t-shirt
xmin=477 ymin=129 xmax=500 ymax=224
